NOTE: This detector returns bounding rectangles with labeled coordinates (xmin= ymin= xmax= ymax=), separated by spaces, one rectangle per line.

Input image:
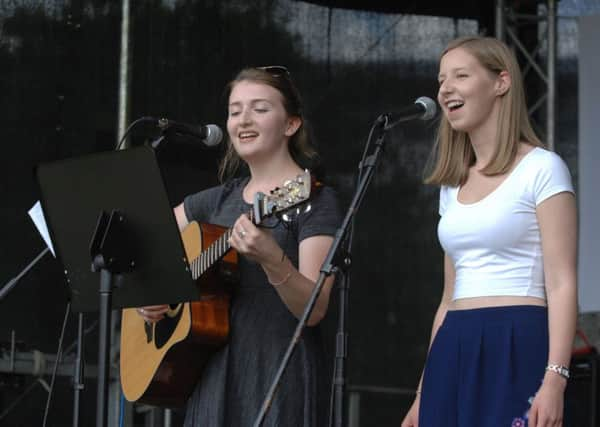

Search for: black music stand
xmin=36 ymin=146 xmax=198 ymax=427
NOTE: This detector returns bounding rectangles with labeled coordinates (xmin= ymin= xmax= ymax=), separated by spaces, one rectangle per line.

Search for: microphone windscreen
xmin=204 ymin=124 xmax=223 ymax=147
xmin=415 ymin=96 xmax=437 ymax=120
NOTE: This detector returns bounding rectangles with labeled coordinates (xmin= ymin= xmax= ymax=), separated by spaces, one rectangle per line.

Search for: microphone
xmin=157 ymin=118 xmax=223 ymax=147
xmin=383 ymin=96 xmax=437 ymax=130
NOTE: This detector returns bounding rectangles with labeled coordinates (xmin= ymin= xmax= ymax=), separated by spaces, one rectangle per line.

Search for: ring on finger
xmin=238 ymin=229 xmax=247 ymax=239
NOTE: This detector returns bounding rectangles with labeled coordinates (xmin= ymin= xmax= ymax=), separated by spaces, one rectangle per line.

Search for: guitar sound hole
xmin=154 ymin=307 xmax=184 ymax=348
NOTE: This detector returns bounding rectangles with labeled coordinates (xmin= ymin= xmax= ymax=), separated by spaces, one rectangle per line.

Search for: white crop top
xmin=438 ymin=147 xmax=574 ymax=301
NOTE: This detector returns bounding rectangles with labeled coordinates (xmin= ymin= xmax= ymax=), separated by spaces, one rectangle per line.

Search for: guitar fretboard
xmin=189 ymin=228 xmax=233 ymax=280
xmin=185 ymin=171 xmax=310 ymax=281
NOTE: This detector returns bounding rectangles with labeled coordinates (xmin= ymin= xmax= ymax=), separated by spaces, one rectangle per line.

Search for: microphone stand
xmin=0 ymin=247 xmax=50 ymax=301
xmin=72 ymin=312 xmax=85 ymax=427
xmin=330 ymin=245 xmax=352 ymax=427
xmin=20 ymin=117 xmax=162 ymax=426
xmin=253 ymin=114 xmax=393 ymax=426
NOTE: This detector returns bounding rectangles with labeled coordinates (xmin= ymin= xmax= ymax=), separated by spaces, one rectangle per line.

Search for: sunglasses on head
xmin=256 ymin=65 xmax=291 ymax=77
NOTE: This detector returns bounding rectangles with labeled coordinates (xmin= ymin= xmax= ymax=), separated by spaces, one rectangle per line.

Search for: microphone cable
xmin=114 ymin=116 xmax=157 ymax=151
xmin=41 ymin=301 xmax=71 ymax=427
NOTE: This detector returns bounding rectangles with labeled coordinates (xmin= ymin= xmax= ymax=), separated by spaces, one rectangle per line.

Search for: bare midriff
xmin=449 ymin=295 xmax=546 ymax=310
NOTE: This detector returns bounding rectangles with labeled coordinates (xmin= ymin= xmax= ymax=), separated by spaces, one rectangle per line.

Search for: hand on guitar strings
xmin=136 ymin=305 xmax=169 ymax=323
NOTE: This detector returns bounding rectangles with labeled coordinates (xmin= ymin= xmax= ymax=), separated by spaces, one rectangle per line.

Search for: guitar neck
xmin=188 ymin=208 xmax=255 ymax=280
xmin=187 ymin=170 xmax=312 ymax=280
xmin=188 ymin=228 xmax=233 ymax=280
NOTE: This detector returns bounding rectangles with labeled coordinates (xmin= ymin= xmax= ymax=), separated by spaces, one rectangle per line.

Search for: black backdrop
xmin=0 ymin=1 xmax=578 ymax=426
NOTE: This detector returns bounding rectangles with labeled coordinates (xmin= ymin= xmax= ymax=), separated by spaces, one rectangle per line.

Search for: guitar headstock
xmin=253 ymin=170 xmax=312 ymax=225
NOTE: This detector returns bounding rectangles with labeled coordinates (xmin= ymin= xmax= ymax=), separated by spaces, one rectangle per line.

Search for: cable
xmin=326 ymin=116 xmax=389 ymax=427
xmin=0 ymin=379 xmax=42 ymax=422
xmin=41 ymin=301 xmax=71 ymax=427
xmin=114 ymin=116 xmax=157 ymax=150
xmin=119 ymin=388 xmax=125 ymax=427
xmin=62 ymin=319 xmax=98 ymax=356
xmin=327 ymin=355 xmax=336 ymax=427
xmin=357 ymin=116 xmax=385 ymax=182
xmin=327 ymin=119 xmax=374 ymax=426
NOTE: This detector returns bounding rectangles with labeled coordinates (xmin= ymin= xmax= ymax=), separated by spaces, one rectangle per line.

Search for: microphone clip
xmin=157 ymin=118 xmax=171 ymax=132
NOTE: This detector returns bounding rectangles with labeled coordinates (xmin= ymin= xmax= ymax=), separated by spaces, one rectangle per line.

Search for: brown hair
xmin=218 ymin=67 xmax=318 ymax=181
xmin=425 ymin=36 xmax=543 ymax=187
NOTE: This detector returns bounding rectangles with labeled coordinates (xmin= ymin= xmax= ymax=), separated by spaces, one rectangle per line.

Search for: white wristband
xmin=546 ymin=364 xmax=570 ymax=379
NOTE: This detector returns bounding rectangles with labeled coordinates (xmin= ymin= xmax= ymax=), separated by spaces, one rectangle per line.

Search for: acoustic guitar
xmin=120 ymin=171 xmax=312 ymax=407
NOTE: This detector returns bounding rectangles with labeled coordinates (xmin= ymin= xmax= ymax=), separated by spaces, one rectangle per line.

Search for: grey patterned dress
xmin=182 ymin=176 xmax=341 ymax=427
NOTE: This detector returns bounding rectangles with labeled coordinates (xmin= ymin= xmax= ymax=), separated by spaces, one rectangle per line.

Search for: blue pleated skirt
xmin=419 ymin=305 xmax=549 ymax=427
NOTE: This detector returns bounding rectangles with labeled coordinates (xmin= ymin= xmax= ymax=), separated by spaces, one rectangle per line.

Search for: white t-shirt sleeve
xmin=532 ymin=151 xmax=575 ymax=206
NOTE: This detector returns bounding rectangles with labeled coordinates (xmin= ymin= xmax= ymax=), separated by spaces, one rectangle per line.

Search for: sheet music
xmin=28 ymin=201 xmax=55 ymax=257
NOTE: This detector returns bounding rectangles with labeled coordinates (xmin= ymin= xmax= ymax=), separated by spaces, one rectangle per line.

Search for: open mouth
xmin=239 ymin=131 xmax=258 ymax=141
xmin=447 ymin=100 xmax=464 ymax=112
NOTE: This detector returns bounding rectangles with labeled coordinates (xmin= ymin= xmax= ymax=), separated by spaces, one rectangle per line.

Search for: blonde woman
xmin=402 ymin=36 xmax=577 ymax=427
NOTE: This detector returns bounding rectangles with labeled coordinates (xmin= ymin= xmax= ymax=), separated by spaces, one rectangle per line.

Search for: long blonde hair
xmin=218 ymin=67 xmax=318 ymax=182
xmin=425 ymin=36 xmax=543 ymax=187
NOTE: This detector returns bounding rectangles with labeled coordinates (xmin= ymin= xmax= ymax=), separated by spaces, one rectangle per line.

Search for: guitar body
xmin=120 ymin=170 xmax=313 ymax=407
xmin=120 ymin=222 xmax=237 ymax=407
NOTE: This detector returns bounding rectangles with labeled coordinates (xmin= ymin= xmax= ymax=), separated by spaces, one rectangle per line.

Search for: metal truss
xmin=495 ymin=0 xmax=557 ymax=150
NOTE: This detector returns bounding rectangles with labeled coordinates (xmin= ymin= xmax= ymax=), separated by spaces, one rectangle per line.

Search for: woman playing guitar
xmin=137 ymin=66 xmax=341 ymax=427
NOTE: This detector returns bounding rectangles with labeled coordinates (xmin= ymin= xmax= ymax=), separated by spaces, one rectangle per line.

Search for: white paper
xmin=28 ymin=201 xmax=55 ymax=257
